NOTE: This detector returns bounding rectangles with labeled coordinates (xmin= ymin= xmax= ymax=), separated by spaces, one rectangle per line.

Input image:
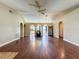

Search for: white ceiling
xmin=0 ymin=0 xmax=79 ymax=22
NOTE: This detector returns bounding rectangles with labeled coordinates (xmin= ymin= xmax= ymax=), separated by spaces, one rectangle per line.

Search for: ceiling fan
xmin=29 ymin=0 xmax=47 ymax=15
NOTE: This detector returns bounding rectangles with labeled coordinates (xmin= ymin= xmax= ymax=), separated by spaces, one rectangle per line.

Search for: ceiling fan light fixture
xmin=29 ymin=0 xmax=47 ymax=16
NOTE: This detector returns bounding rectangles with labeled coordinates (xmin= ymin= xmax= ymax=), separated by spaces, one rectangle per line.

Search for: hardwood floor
xmin=64 ymin=41 xmax=79 ymax=59
xmin=0 ymin=36 xmax=79 ymax=59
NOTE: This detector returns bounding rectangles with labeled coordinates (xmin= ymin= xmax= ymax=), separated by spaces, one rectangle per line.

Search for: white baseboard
xmin=0 ymin=37 xmax=20 ymax=47
xmin=64 ymin=39 xmax=79 ymax=46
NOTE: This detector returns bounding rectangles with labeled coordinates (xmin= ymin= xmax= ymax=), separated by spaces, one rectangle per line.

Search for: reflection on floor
xmin=0 ymin=35 xmax=79 ymax=59
xmin=0 ymin=34 xmax=65 ymax=59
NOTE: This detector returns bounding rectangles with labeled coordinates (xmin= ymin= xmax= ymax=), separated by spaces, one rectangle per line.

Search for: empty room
xmin=0 ymin=0 xmax=79 ymax=59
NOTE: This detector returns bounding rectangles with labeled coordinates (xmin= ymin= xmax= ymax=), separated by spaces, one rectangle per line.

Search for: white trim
xmin=0 ymin=38 xmax=20 ymax=47
xmin=64 ymin=39 xmax=79 ymax=46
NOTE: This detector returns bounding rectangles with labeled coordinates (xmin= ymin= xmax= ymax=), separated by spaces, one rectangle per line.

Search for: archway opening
xmin=59 ymin=21 xmax=63 ymax=38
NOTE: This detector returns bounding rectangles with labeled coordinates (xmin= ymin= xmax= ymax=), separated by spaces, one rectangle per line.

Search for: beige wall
xmin=0 ymin=3 xmax=23 ymax=46
xmin=54 ymin=8 xmax=79 ymax=46
xmin=63 ymin=8 xmax=79 ymax=45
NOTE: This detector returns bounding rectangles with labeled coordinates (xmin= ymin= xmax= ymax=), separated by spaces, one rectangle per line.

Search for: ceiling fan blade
xmin=38 ymin=9 xmax=46 ymax=12
xmin=54 ymin=4 xmax=79 ymax=19
xmin=41 ymin=12 xmax=45 ymax=15
xmin=35 ymin=1 xmax=41 ymax=9
xmin=29 ymin=4 xmax=37 ymax=8
xmin=39 ymin=11 xmax=45 ymax=15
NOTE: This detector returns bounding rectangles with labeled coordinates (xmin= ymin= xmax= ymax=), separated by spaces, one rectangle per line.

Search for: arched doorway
xmin=20 ymin=23 xmax=24 ymax=38
xmin=48 ymin=25 xmax=53 ymax=37
xmin=59 ymin=21 xmax=63 ymax=38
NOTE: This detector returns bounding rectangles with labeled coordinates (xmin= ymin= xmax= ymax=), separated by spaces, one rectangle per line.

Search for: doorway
xmin=20 ymin=23 xmax=24 ymax=37
xmin=43 ymin=25 xmax=48 ymax=36
xmin=36 ymin=24 xmax=41 ymax=37
xmin=30 ymin=24 xmax=48 ymax=37
xmin=59 ymin=21 xmax=63 ymax=38
xmin=48 ymin=25 xmax=54 ymax=37
xmin=30 ymin=25 xmax=35 ymax=37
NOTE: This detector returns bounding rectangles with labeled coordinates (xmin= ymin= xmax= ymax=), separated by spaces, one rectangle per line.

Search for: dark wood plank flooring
xmin=0 ymin=36 xmax=79 ymax=59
